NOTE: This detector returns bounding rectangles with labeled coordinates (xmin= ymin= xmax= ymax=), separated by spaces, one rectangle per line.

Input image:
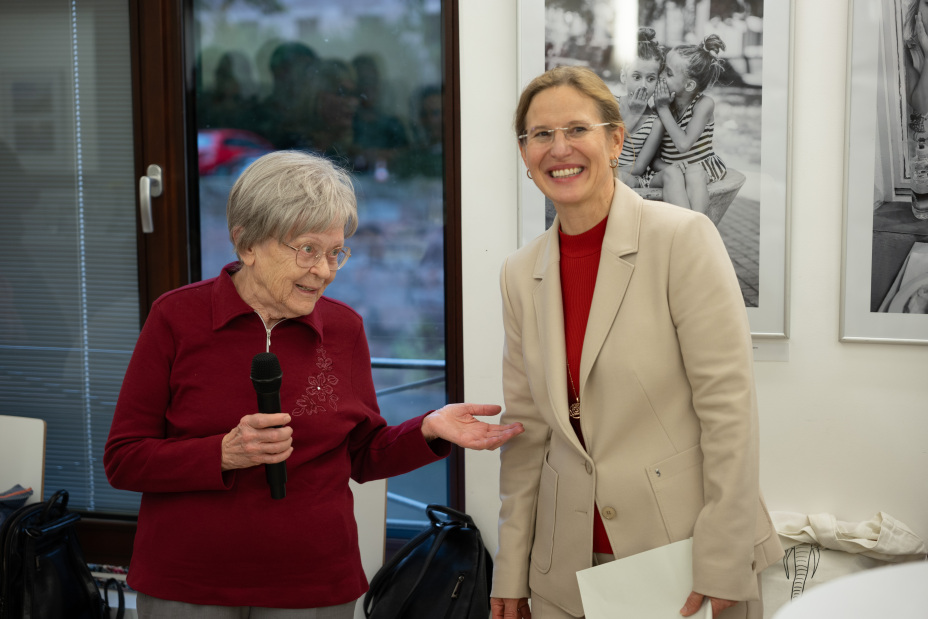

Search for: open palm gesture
xmin=421 ymin=403 xmax=523 ymax=450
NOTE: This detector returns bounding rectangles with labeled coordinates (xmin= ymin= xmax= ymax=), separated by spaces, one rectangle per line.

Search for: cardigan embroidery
xmin=294 ymin=345 xmax=340 ymax=416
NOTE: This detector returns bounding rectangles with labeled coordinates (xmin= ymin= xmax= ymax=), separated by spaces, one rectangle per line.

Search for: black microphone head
xmin=251 ymin=352 xmax=282 ymax=393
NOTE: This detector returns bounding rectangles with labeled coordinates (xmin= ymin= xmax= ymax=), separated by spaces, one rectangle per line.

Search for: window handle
xmin=138 ymin=164 xmax=163 ymax=233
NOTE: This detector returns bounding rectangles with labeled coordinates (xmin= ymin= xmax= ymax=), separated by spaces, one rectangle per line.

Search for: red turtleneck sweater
xmin=558 ymin=216 xmax=613 ymax=554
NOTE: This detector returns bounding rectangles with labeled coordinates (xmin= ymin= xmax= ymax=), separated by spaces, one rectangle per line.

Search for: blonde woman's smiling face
xmin=519 ymin=85 xmax=623 ymax=213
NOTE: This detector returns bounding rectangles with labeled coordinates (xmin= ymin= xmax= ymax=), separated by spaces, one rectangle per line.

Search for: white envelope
xmin=576 ymin=538 xmax=712 ymax=619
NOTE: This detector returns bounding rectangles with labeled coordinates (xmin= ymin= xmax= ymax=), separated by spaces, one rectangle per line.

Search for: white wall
xmin=459 ymin=0 xmax=928 ymax=559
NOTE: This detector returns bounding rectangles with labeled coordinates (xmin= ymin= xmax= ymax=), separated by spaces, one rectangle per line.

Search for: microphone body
xmin=250 ymin=352 xmax=287 ymax=500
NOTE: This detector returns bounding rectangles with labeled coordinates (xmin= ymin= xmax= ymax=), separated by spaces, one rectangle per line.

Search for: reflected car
xmin=198 ymin=129 xmax=274 ymax=176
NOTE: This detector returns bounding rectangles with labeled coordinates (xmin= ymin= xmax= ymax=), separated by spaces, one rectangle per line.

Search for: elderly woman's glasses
xmin=519 ymin=122 xmax=613 ymax=146
xmin=282 ymin=242 xmax=352 ymax=270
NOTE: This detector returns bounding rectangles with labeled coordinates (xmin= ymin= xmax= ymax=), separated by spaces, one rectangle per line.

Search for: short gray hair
xmin=227 ymin=150 xmax=359 ymax=258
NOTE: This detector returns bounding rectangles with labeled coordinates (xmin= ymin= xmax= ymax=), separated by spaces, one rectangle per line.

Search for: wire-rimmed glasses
xmin=281 ymin=242 xmax=352 ymax=270
xmin=518 ymin=122 xmax=613 ymax=146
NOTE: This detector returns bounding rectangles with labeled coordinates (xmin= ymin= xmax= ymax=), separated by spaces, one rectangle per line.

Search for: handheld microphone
xmin=250 ymin=352 xmax=287 ymax=500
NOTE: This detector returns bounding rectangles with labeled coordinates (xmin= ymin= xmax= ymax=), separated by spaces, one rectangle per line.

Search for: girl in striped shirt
xmin=615 ymin=28 xmax=675 ymax=191
xmin=649 ymin=34 xmax=728 ymax=215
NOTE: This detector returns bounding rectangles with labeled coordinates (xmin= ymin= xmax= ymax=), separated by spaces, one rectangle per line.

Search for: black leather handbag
xmin=363 ymin=504 xmax=492 ymax=619
xmin=0 ymin=489 xmax=123 ymax=619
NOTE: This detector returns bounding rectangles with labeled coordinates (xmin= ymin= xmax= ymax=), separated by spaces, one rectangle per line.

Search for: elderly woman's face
xmin=519 ymin=85 xmax=622 ymax=210
xmin=239 ymin=224 xmax=344 ymax=320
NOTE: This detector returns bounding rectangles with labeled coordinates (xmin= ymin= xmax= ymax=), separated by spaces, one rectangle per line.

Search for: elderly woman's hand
xmin=421 ymin=404 xmax=523 ymax=450
xmin=221 ymin=413 xmax=294 ymax=471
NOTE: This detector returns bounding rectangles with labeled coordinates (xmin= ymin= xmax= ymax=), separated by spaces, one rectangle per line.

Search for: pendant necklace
xmin=567 ymin=363 xmax=581 ymax=419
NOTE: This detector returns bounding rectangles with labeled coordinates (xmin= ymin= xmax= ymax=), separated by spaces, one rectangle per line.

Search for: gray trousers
xmin=136 ymin=592 xmax=357 ymax=619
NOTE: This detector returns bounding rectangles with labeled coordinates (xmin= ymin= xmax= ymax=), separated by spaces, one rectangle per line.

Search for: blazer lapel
xmin=579 ymin=181 xmax=641 ymax=391
xmin=532 ymin=218 xmax=585 ymax=452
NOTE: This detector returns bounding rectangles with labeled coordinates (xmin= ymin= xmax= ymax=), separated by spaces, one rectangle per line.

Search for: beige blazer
xmin=492 ymin=181 xmax=783 ymax=617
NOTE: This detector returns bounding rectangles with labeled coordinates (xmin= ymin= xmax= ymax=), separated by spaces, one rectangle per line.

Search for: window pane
xmin=192 ymin=0 xmax=448 ymax=530
xmin=0 ymin=0 xmax=140 ymax=514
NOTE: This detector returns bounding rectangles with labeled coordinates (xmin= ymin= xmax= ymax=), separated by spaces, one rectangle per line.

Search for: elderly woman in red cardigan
xmin=105 ymin=150 xmax=522 ymax=618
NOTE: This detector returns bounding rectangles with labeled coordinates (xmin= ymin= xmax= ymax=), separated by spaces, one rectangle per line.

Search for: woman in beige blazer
xmin=490 ymin=66 xmax=783 ymax=619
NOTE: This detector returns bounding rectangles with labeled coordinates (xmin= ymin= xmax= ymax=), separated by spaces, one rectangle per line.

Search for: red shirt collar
xmin=210 ymin=262 xmax=324 ymax=340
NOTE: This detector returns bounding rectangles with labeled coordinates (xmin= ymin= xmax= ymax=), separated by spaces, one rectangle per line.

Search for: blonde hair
xmin=514 ymin=65 xmax=623 ymax=141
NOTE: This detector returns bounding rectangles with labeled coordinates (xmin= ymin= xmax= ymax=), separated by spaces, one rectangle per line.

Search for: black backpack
xmin=363 ymin=504 xmax=493 ymax=619
xmin=0 ymin=489 xmax=123 ymax=619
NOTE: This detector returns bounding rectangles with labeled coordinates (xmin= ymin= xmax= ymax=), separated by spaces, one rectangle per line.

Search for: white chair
xmin=0 ymin=414 xmax=47 ymax=504
xmin=350 ymin=478 xmax=387 ymax=619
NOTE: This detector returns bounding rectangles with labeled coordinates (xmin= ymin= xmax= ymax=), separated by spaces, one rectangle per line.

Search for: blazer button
xmin=601 ymin=507 xmax=617 ymax=520
xmin=585 ymin=461 xmax=593 ymax=475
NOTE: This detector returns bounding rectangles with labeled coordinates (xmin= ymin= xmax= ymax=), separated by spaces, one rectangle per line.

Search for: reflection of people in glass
xmin=416 ymin=86 xmax=443 ymax=147
xmin=904 ymin=0 xmax=928 ymax=130
xmin=105 ymin=150 xmax=523 ymax=616
xmin=306 ymin=59 xmax=363 ymax=168
xmin=256 ymin=41 xmax=319 ymax=149
xmin=352 ymin=53 xmax=409 ymax=172
xmin=198 ymin=50 xmax=259 ymax=131
xmin=393 ymin=85 xmax=444 ymax=178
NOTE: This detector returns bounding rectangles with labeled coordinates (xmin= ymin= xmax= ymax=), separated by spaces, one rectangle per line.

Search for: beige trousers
xmin=529 ymin=556 xmax=764 ymax=619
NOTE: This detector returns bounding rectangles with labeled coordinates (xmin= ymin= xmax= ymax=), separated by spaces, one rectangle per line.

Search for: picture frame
xmin=517 ymin=0 xmax=792 ymax=338
xmin=841 ymin=0 xmax=928 ymax=344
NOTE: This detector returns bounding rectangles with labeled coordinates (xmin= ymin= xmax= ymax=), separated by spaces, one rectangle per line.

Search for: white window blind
xmin=0 ymin=0 xmax=141 ymax=515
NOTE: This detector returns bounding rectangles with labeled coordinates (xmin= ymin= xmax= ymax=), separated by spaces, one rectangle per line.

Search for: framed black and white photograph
xmin=518 ymin=0 xmax=791 ymax=337
xmin=842 ymin=0 xmax=928 ymax=343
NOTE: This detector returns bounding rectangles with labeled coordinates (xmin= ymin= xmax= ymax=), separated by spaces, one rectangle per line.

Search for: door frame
xmin=132 ymin=0 xmax=191 ymax=319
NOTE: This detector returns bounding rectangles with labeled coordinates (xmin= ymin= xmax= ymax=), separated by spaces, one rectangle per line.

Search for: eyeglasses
xmin=518 ymin=122 xmax=613 ymax=146
xmin=281 ymin=242 xmax=352 ymax=270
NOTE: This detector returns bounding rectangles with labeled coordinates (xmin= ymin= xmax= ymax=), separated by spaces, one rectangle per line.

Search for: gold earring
xmin=610 ymin=158 xmax=619 ymax=169
xmin=526 ymin=169 xmax=533 ymax=179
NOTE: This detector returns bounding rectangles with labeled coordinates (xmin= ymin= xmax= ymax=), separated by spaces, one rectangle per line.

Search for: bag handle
xmin=39 ymin=489 xmax=69 ymax=522
xmin=363 ymin=505 xmax=477 ymax=619
xmin=27 ymin=490 xmax=78 ymax=538
xmin=103 ymin=578 xmax=126 ymax=619
xmin=426 ymin=504 xmax=474 ymax=528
